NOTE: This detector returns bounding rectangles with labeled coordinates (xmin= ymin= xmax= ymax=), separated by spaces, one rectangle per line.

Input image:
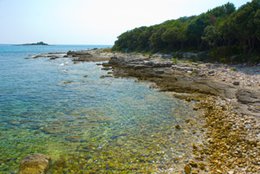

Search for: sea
xmin=0 ymin=44 xmax=198 ymax=173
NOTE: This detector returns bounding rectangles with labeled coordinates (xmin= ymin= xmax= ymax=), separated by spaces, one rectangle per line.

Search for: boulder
xmin=19 ymin=154 xmax=50 ymax=174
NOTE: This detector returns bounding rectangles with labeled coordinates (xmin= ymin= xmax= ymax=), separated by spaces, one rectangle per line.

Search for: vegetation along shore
xmin=20 ymin=1 xmax=259 ymax=173
xmin=113 ymin=1 xmax=260 ymax=64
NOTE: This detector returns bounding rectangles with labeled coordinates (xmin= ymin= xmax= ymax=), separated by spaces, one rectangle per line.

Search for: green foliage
xmin=172 ymin=57 xmax=178 ymax=64
xmin=230 ymin=67 xmax=237 ymax=71
xmin=113 ymin=1 xmax=260 ymax=63
xmin=209 ymin=46 xmax=242 ymax=62
xmin=202 ymin=25 xmax=221 ymax=47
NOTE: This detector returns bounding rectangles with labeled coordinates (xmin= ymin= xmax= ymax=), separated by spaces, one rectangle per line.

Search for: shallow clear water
xmin=0 ymin=45 xmax=198 ymax=173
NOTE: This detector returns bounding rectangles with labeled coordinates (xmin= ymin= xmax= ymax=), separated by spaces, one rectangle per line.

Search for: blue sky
xmin=0 ymin=0 xmax=251 ymax=45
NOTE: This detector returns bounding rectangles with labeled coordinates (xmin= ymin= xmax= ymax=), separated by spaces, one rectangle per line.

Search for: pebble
xmin=233 ymin=81 xmax=240 ymax=86
xmin=189 ymin=161 xmax=198 ymax=168
xmin=208 ymin=70 xmax=215 ymax=75
xmin=184 ymin=164 xmax=192 ymax=174
xmin=175 ymin=125 xmax=181 ymax=130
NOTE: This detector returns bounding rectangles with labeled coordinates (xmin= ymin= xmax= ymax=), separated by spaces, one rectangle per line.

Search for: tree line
xmin=112 ymin=0 xmax=260 ymax=63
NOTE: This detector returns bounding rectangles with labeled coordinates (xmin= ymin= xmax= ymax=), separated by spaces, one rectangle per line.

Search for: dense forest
xmin=113 ymin=0 xmax=260 ymax=63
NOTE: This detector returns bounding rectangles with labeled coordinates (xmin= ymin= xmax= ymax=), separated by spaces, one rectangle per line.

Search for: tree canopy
xmin=113 ymin=1 xmax=260 ymax=63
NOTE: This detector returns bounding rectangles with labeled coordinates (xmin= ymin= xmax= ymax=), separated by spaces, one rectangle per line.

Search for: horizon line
xmin=0 ymin=43 xmax=113 ymax=46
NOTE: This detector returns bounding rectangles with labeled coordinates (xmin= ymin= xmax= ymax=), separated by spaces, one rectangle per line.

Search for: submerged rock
xmin=184 ymin=164 xmax=192 ymax=174
xmin=100 ymin=75 xmax=113 ymax=79
xmin=175 ymin=125 xmax=181 ymax=130
xmin=19 ymin=154 xmax=50 ymax=174
xmin=63 ymin=80 xmax=73 ymax=84
xmin=65 ymin=136 xmax=86 ymax=142
xmin=31 ymin=53 xmax=66 ymax=59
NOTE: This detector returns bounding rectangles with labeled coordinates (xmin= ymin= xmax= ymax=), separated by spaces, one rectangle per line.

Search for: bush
xmin=172 ymin=57 xmax=178 ymax=64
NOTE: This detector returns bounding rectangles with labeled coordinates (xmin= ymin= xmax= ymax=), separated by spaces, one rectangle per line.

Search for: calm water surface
xmin=0 ymin=45 xmax=198 ymax=173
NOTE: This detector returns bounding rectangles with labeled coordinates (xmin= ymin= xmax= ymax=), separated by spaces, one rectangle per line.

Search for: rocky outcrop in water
xmin=31 ymin=53 xmax=66 ymax=59
xmin=30 ymin=49 xmax=114 ymax=62
xmin=67 ymin=51 xmax=93 ymax=61
xmin=106 ymin=56 xmax=237 ymax=98
xmin=19 ymin=154 xmax=51 ymax=174
xmin=105 ymin=54 xmax=260 ymax=118
xmin=66 ymin=49 xmax=115 ymax=62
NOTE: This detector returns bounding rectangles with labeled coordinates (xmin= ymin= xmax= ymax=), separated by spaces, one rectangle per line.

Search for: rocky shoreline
xmin=26 ymin=49 xmax=259 ymax=174
xmin=102 ymin=51 xmax=260 ymax=174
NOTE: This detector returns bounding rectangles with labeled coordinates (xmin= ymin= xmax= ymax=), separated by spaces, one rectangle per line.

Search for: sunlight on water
xmin=0 ymin=45 xmax=200 ymax=173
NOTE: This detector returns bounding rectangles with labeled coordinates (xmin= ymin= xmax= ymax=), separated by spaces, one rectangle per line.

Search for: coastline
xmin=29 ymin=49 xmax=259 ymax=173
xmin=102 ymin=51 xmax=259 ymax=173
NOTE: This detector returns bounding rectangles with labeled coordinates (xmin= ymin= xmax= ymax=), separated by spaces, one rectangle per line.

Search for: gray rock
xmin=31 ymin=53 xmax=66 ymax=59
xmin=152 ymin=53 xmax=172 ymax=59
xmin=132 ymin=64 xmax=150 ymax=69
xmin=19 ymin=154 xmax=50 ymax=174
xmin=208 ymin=70 xmax=215 ymax=75
xmin=108 ymin=56 xmax=122 ymax=65
xmin=101 ymin=67 xmax=112 ymax=71
xmin=236 ymin=89 xmax=260 ymax=104
xmin=155 ymin=70 xmax=165 ymax=74
xmin=233 ymin=81 xmax=240 ymax=86
xmin=72 ymin=55 xmax=93 ymax=61
xmin=102 ymin=62 xmax=111 ymax=67
xmin=67 ymin=51 xmax=92 ymax=57
xmin=172 ymin=65 xmax=193 ymax=72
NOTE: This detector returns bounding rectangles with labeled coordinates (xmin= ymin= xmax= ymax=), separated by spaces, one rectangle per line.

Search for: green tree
xmin=202 ymin=25 xmax=221 ymax=47
xmin=112 ymin=1 xmax=259 ymax=63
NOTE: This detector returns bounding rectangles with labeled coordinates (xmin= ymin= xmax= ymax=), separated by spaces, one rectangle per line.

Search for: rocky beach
xmin=104 ymin=51 xmax=260 ymax=174
xmin=1 ymin=0 xmax=259 ymax=173
xmin=27 ymin=48 xmax=260 ymax=174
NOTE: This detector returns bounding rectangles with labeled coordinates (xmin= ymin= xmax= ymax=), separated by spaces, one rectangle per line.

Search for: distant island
xmin=18 ymin=41 xmax=49 ymax=46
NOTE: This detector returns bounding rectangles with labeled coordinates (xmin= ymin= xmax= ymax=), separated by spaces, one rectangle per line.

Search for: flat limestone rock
xmin=19 ymin=154 xmax=51 ymax=174
xmin=235 ymin=89 xmax=260 ymax=116
xmin=236 ymin=89 xmax=260 ymax=104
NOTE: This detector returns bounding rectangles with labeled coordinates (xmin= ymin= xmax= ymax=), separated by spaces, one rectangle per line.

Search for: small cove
xmin=0 ymin=45 xmax=202 ymax=173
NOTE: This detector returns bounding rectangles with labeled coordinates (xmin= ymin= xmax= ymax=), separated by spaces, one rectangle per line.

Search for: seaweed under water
xmin=0 ymin=45 xmax=202 ymax=173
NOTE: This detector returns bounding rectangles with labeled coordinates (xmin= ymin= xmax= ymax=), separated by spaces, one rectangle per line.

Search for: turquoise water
xmin=0 ymin=45 xmax=198 ymax=173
